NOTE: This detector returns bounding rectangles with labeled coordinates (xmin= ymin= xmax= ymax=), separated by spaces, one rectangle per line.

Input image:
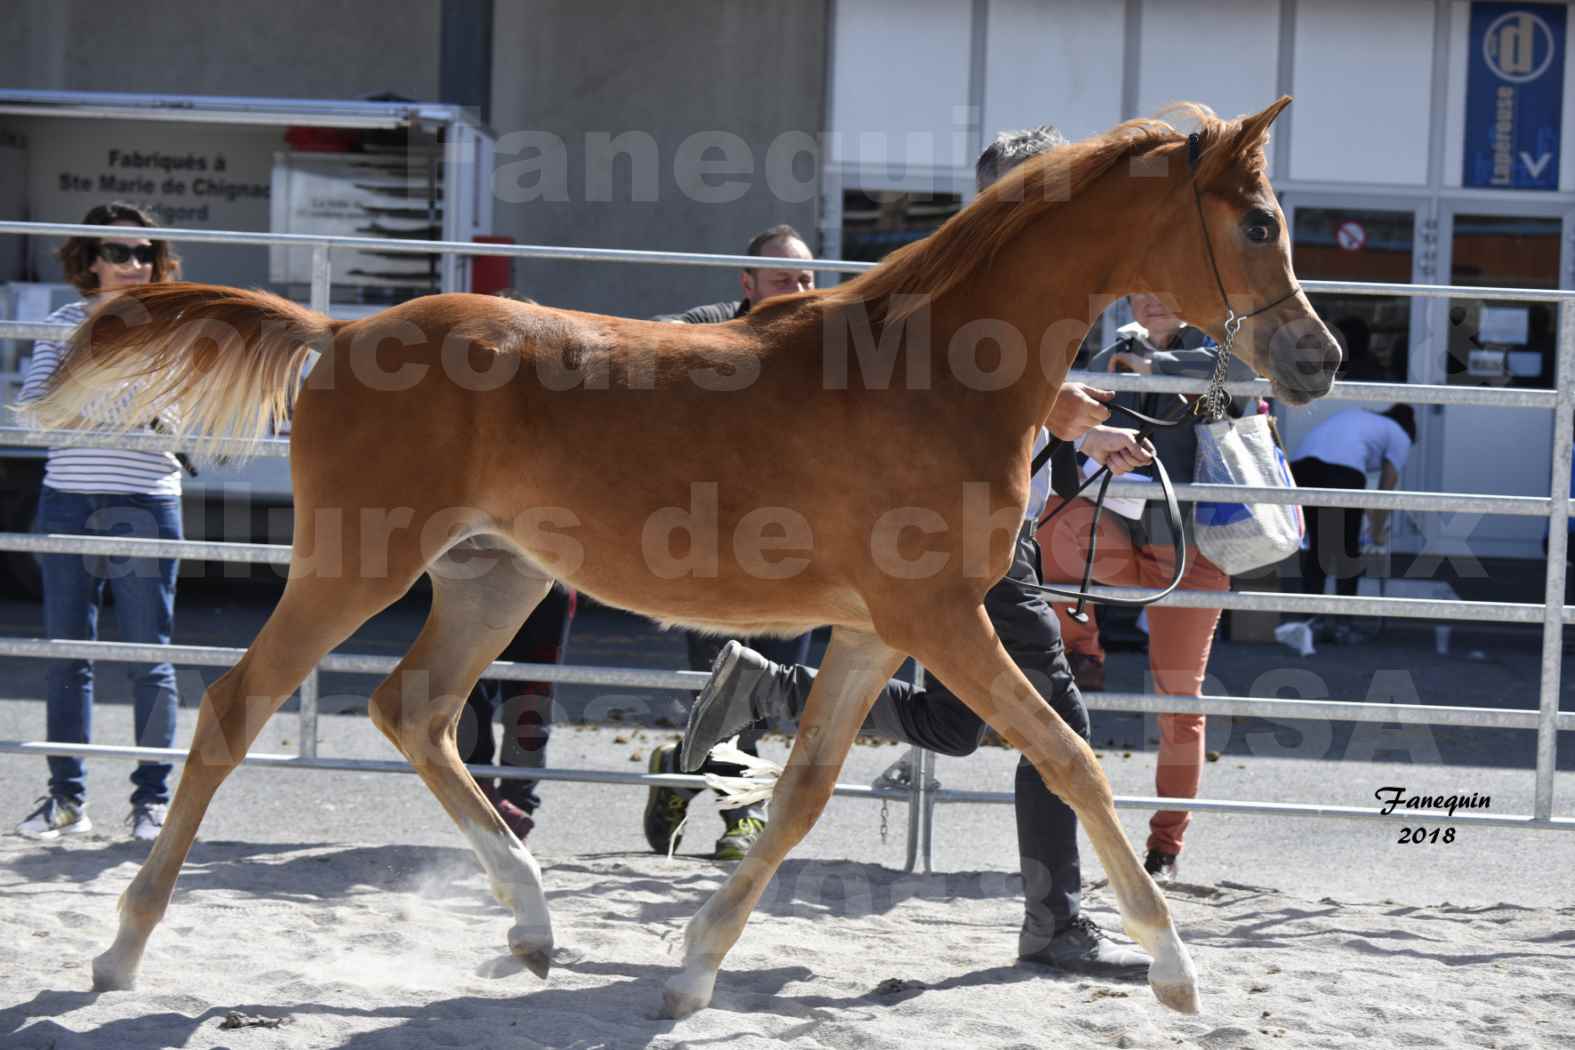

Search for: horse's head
xmin=1145 ymin=97 xmax=1339 ymax=405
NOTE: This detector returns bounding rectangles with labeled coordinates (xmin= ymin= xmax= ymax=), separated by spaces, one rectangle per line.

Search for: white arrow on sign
xmin=1520 ymin=151 xmax=1553 ymax=178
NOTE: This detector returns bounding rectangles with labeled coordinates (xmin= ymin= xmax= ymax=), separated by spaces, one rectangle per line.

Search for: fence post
xmin=904 ymin=664 xmax=929 ymax=873
xmin=1536 ymin=296 xmax=1575 ymax=820
xmin=310 ymin=243 xmax=331 ymax=314
xmin=903 ymin=749 xmax=935 ymax=874
xmin=298 ymin=669 xmax=320 ymax=760
xmin=298 ymin=241 xmax=329 ymax=765
xmin=918 ymin=747 xmax=936 ymax=874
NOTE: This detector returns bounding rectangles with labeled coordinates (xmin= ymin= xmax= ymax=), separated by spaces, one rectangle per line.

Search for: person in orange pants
xmin=1037 ymin=292 xmax=1254 ymax=881
xmin=1038 ymin=498 xmax=1228 ymax=880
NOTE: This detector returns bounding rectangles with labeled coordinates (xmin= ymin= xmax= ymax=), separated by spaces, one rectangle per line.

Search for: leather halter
xmin=1186 ymin=131 xmax=1300 ymax=418
xmin=1019 ymin=131 xmax=1299 ymax=616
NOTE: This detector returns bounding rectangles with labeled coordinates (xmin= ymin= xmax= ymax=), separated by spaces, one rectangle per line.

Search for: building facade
xmin=826 ymin=0 xmax=1575 ymax=560
xmin=2 ymin=0 xmax=1572 ymax=559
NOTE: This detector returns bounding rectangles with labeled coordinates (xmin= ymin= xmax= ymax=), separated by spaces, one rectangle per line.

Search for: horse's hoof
xmin=1144 ymin=924 xmax=1199 ymax=1014
xmin=520 ymin=949 xmax=551 ymax=980
xmin=661 ymin=986 xmax=707 ymax=1020
xmin=509 ymin=927 xmax=553 ymax=980
xmin=91 ymin=952 xmax=136 ymax=992
xmin=1151 ymin=977 xmax=1201 ymax=1015
xmin=660 ymin=971 xmax=715 ymax=1019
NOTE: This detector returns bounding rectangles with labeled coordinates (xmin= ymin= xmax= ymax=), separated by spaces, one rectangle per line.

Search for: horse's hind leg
xmin=92 ymin=570 xmax=411 ymax=991
xmin=664 ymin=626 xmax=904 ymax=1018
xmin=365 ymin=547 xmax=557 ymax=976
xmin=900 ymin=602 xmax=1199 ymax=1014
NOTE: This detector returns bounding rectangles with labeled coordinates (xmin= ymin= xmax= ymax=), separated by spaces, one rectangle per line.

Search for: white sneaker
xmin=128 ymin=803 xmax=167 ymax=842
xmin=16 ymin=796 xmax=93 ymax=840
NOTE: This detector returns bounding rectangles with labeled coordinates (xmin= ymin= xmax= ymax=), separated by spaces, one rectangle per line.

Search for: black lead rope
xmin=1026 ymin=397 xmax=1192 ymax=620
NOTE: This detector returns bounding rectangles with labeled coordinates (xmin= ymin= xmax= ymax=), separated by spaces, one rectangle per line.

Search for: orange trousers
xmin=1037 ymin=497 xmax=1229 ymax=856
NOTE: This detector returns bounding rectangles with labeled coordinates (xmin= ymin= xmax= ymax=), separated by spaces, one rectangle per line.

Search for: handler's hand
xmin=1110 ymin=351 xmax=1153 ymax=375
xmin=1081 ymin=426 xmax=1155 ymax=476
xmin=1048 ymin=382 xmax=1113 ymax=440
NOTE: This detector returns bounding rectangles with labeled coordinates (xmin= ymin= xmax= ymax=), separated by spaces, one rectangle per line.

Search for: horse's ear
xmin=1235 ymin=96 xmax=1292 ymax=154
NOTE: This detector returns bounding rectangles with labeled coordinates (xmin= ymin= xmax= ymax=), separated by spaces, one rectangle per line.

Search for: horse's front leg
xmin=903 ymin=601 xmax=1199 ymax=1014
xmin=662 ymin=627 xmax=903 ymax=1018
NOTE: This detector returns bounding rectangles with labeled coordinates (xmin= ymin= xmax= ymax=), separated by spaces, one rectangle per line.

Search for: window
xmin=839 ymin=189 xmax=962 ymax=265
xmin=1445 ymin=215 xmax=1561 ymax=389
xmin=1292 ymin=207 xmax=1415 ymax=382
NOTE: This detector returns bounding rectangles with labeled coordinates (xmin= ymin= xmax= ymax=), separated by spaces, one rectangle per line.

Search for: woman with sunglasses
xmin=15 ymin=201 xmax=186 ymax=843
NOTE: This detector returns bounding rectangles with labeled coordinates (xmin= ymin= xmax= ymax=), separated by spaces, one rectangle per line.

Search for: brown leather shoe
xmin=480 ymin=782 xmax=536 ymax=842
xmin=1068 ymin=652 xmax=1105 ymax=692
xmin=494 ymin=798 xmax=536 ymax=842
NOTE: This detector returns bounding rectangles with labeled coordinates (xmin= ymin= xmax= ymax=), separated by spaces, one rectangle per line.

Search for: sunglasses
xmin=97 ymin=242 xmax=157 ymax=265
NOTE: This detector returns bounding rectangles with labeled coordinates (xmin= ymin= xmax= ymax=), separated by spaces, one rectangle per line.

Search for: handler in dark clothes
xmin=642 ymin=225 xmax=818 ymax=861
xmin=460 ymin=585 xmax=577 ymax=842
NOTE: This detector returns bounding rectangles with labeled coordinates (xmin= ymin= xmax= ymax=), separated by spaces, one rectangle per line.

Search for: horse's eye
xmin=1243 ymin=209 xmax=1278 ymax=244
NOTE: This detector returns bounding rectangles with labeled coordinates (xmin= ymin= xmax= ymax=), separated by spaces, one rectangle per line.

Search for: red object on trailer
xmin=283 ymin=126 xmax=358 ymax=153
xmin=471 ymin=235 xmax=515 ymax=296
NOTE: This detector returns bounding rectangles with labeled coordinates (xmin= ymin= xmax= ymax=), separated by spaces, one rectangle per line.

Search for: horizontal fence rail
xmin=7 ymin=741 xmax=1564 ymax=831
xmin=7 ymin=634 xmax=1566 ymax=729
xmin=0 ymin=741 xmax=914 ymax=799
xmin=935 ymin=789 xmax=1575 ymax=831
xmin=0 ymin=336 xmax=1558 ymax=408
xmin=1090 ymin=690 xmax=1575 ymax=731
xmin=0 ymin=427 xmax=291 ymax=459
xmin=0 ymin=428 xmax=1565 ymax=518
xmin=2 ymin=533 xmax=1573 ymax=626
xmin=0 ymin=220 xmax=1571 ymax=869
xmin=1067 ymin=371 xmax=1562 ymax=408
xmin=2 ymin=217 xmax=1572 ymax=298
xmin=0 ymin=636 xmax=707 ymax=690
xmin=0 ymin=532 xmax=291 ymax=564
xmin=3 ymin=630 xmax=1569 ymax=736
xmin=0 ymin=220 xmax=879 ymax=274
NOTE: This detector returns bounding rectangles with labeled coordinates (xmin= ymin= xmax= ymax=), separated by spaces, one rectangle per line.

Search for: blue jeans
xmin=38 ymin=487 xmax=182 ymax=806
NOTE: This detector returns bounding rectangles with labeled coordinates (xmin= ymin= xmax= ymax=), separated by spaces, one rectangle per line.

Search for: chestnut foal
xmin=29 ymin=97 xmax=1335 ymax=1017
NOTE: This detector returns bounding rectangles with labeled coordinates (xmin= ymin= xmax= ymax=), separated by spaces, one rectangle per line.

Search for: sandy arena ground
xmin=2 ymin=695 xmax=1572 ymax=1050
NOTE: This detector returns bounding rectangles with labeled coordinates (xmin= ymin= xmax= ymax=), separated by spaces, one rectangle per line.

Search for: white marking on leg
xmin=1141 ymin=920 xmax=1201 ymax=1014
xmin=460 ymin=819 xmax=553 ymax=960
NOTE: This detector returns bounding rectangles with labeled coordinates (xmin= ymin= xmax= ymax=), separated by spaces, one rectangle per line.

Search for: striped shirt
xmin=18 ymin=300 xmax=182 ymax=496
xmin=1027 ymin=427 xmax=1051 ymax=523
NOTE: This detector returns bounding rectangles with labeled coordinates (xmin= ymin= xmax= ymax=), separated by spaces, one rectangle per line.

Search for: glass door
xmin=1281 ymin=195 xmax=1429 ymax=547
xmin=1443 ymin=214 xmax=1563 ymax=389
xmin=1430 ymin=203 xmax=1574 ymax=558
xmin=1291 ymin=204 xmax=1418 ymax=384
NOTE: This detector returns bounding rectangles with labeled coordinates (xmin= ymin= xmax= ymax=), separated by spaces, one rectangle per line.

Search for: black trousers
xmin=771 ymin=523 xmax=1090 ymax=944
xmin=688 ymin=629 xmax=813 ymax=820
xmin=460 ymin=585 xmax=577 ymax=812
xmin=1291 ymin=457 xmax=1367 ymax=598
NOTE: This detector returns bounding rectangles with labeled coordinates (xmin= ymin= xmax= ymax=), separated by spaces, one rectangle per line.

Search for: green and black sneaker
xmin=714 ymin=814 xmax=766 ymax=861
xmin=643 ymin=742 xmax=696 ymax=854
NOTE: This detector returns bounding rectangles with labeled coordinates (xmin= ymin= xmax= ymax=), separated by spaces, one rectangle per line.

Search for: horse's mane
xmin=816 ymin=102 xmax=1272 ymax=324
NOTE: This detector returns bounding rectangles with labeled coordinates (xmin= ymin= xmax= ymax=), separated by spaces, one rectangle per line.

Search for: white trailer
xmin=0 ymin=90 xmax=497 ymax=593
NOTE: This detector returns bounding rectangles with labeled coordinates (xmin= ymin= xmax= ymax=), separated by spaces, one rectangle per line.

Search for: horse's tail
xmin=21 ymin=281 xmax=349 ymax=457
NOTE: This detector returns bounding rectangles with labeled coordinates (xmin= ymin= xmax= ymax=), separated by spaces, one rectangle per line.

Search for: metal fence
xmin=0 ymin=218 xmax=1570 ymax=874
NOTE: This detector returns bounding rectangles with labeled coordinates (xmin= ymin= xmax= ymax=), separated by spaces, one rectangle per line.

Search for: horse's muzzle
xmin=1268 ymin=321 xmax=1341 ymax=404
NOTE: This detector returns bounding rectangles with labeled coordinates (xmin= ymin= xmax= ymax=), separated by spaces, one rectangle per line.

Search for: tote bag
xmin=1192 ymin=413 xmax=1304 ymax=575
